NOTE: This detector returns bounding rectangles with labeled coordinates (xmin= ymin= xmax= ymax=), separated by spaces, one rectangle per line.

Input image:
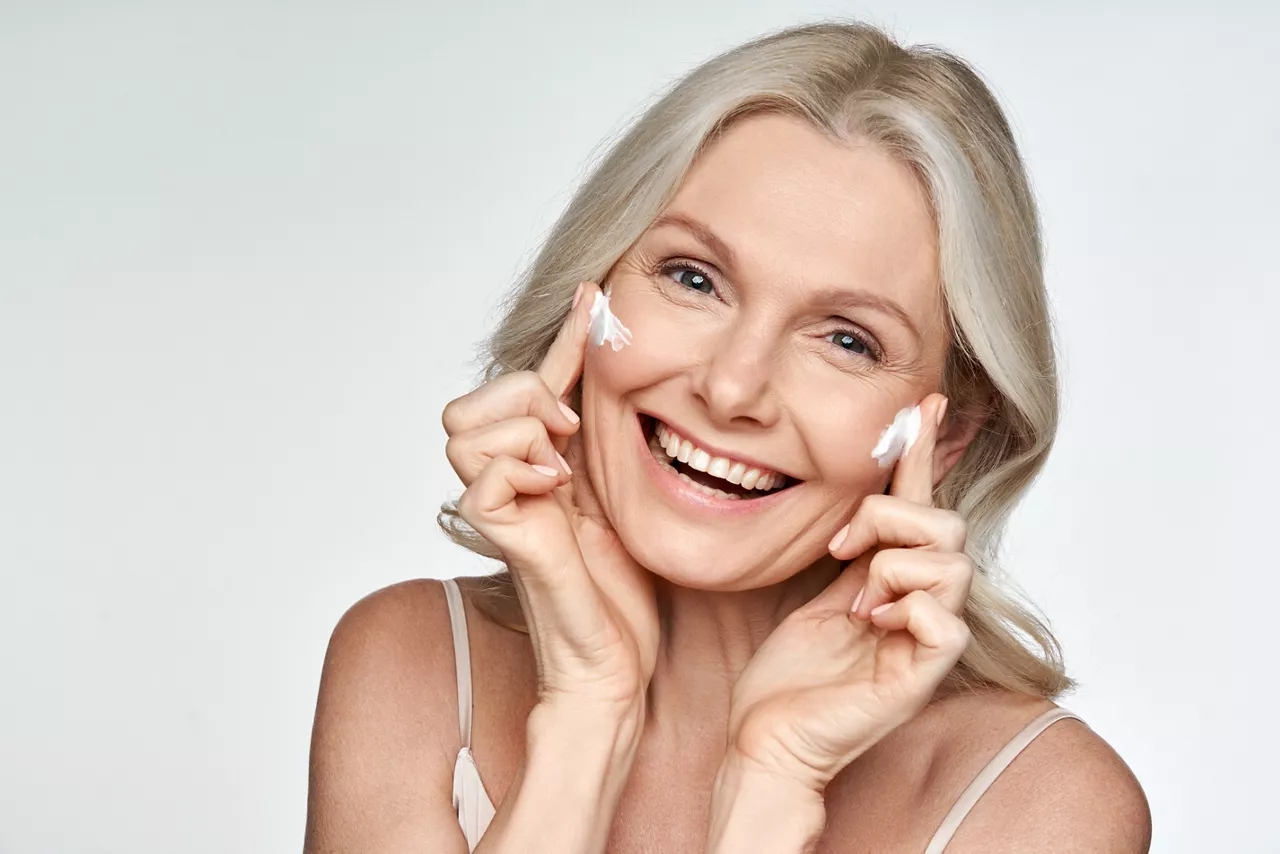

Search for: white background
xmin=1 ymin=2 xmax=1276 ymax=852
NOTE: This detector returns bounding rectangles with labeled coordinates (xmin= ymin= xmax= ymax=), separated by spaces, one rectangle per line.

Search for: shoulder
xmin=822 ymin=689 xmax=1150 ymax=853
xmin=310 ymin=578 xmax=480 ymax=759
xmin=316 ymin=578 xmax=461 ymax=744
xmin=304 ymin=578 xmax=466 ymax=852
xmin=939 ymin=695 xmax=1152 ymax=853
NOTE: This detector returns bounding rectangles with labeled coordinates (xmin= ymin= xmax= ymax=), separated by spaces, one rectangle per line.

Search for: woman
xmin=304 ymin=20 xmax=1151 ymax=853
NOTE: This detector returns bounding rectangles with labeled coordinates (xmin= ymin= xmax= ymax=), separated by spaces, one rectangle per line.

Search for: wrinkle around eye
xmin=635 ymin=254 xmax=725 ymax=313
xmin=630 ymin=245 xmax=933 ymax=375
xmin=871 ymin=347 xmax=932 ymax=378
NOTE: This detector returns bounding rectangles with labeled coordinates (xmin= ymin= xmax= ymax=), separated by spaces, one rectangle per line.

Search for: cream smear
xmin=871 ymin=404 xmax=922 ymax=468
xmin=588 ymin=289 xmax=633 ymax=351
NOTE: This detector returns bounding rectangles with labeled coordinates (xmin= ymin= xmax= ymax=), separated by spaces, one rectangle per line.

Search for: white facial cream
xmin=588 ymin=289 xmax=633 ymax=351
xmin=871 ymin=404 xmax=922 ymax=468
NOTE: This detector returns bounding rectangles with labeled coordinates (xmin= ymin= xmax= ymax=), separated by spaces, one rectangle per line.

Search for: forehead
xmin=654 ymin=112 xmax=942 ymax=326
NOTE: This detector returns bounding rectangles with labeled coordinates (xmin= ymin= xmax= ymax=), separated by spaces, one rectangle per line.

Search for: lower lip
xmin=634 ymin=414 xmax=798 ymax=517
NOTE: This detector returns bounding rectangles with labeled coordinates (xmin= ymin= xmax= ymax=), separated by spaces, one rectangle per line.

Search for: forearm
xmin=705 ymin=750 xmax=827 ymax=854
xmin=472 ymin=700 xmax=643 ymax=854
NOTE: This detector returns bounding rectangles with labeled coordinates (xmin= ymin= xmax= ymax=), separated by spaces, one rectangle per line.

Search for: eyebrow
xmin=647 ymin=211 xmax=923 ymax=342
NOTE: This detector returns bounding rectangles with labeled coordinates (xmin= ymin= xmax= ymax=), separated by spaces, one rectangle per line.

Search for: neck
xmin=642 ymin=555 xmax=843 ymax=748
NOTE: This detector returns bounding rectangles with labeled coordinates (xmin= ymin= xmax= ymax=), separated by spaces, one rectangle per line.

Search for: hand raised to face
xmin=444 ymin=281 xmax=659 ymax=714
xmin=723 ymin=393 xmax=974 ymax=794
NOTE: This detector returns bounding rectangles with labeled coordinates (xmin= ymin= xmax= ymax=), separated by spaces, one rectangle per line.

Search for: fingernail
xmin=532 ymin=464 xmax=560 ymax=478
xmin=828 ymin=524 xmax=849 ymax=553
xmin=851 ymin=586 xmax=864 ymax=614
xmin=558 ymin=400 xmax=580 ymax=424
xmin=871 ymin=601 xmax=893 ymax=617
xmin=556 ymin=451 xmax=573 ymax=475
xmin=936 ymin=397 xmax=948 ymax=427
xmin=571 ymin=282 xmax=584 ymax=309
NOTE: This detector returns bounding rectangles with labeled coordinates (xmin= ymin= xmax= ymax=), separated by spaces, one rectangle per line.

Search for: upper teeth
xmin=654 ymin=421 xmax=785 ymax=491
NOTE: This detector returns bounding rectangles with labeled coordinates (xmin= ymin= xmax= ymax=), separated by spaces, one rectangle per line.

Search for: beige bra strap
xmin=441 ymin=578 xmax=473 ymax=749
xmin=924 ymin=706 xmax=1083 ymax=853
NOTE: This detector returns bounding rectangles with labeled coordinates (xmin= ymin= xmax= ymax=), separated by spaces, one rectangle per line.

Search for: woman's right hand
xmin=443 ymin=281 xmax=659 ymax=717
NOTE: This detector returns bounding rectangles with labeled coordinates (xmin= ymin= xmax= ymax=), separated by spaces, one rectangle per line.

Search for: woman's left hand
xmin=724 ymin=393 xmax=974 ymax=796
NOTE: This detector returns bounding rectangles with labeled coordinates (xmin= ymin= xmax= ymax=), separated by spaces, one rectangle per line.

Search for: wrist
xmin=532 ymin=694 xmax=642 ymax=739
xmin=477 ymin=701 xmax=643 ymax=854
xmin=524 ymin=698 xmax=645 ymax=795
xmin=706 ymin=749 xmax=826 ymax=854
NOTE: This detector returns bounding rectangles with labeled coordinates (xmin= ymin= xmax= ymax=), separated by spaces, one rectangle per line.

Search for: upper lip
xmin=640 ymin=410 xmax=799 ymax=482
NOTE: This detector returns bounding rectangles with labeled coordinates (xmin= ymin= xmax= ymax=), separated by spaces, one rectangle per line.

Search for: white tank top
xmin=441 ymin=577 xmax=1082 ymax=852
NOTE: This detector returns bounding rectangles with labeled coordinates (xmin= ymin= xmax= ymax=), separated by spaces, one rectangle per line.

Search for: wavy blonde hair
xmin=438 ymin=19 xmax=1074 ymax=699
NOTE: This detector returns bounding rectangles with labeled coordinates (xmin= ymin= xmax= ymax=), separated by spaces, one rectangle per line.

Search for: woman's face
xmin=580 ymin=112 xmax=950 ymax=590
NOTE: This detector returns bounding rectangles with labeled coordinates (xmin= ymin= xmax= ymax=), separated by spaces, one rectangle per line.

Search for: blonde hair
xmin=438 ymin=19 xmax=1074 ymax=699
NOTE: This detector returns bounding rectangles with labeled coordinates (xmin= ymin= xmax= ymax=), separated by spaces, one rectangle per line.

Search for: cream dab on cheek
xmin=588 ymin=289 xmax=633 ymax=351
xmin=871 ymin=404 xmax=922 ymax=468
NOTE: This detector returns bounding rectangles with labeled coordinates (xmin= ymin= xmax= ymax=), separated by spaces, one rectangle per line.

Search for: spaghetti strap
xmin=924 ymin=706 xmax=1084 ymax=853
xmin=442 ymin=577 xmax=496 ymax=851
xmin=441 ymin=578 xmax=473 ymax=748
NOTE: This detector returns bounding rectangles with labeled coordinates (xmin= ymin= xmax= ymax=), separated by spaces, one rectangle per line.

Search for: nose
xmin=689 ymin=318 xmax=782 ymax=429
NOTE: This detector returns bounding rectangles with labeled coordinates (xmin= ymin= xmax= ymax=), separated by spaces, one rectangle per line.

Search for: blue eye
xmin=660 ymin=261 xmax=716 ymax=295
xmin=832 ymin=331 xmax=867 ymax=354
xmin=828 ymin=329 xmax=882 ymax=363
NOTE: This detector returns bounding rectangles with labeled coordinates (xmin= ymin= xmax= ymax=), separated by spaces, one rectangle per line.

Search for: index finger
xmin=536 ymin=280 xmax=597 ymax=401
xmin=888 ymin=394 xmax=947 ymax=506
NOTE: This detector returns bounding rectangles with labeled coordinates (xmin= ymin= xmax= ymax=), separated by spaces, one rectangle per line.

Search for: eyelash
xmin=655 ymin=259 xmax=885 ymax=364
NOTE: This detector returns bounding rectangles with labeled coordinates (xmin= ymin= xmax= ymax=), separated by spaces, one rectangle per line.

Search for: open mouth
xmin=638 ymin=414 xmax=800 ymax=501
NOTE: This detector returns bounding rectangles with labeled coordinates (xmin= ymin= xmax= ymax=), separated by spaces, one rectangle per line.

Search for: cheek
xmin=583 ymin=286 xmax=711 ymax=397
xmin=797 ymin=392 xmax=905 ymax=488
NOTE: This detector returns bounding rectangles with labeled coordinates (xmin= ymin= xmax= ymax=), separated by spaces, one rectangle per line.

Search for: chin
xmin=617 ymin=533 xmax=793 ymax=591
xmin=604 ymin=507 xmax=803 ymax=594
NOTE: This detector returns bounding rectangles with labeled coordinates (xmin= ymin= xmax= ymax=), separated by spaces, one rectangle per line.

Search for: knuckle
xmin=513 ymin=370 xmax=546 ymax=396
xmin=517 ymin=371 xmax=558 ymax=410
xmin=487 ymin=454 xmax=519 ymax=479
xmin=455 ymin=486 xmax=476 ymax=520
xmin=863 ymin=492 xmax=890 ymax=514
xmin=469 ymin=456 xmax=506 ymax=491
xmin=508 ymin=417 xmax=552 ymax=456
xmin=947 ymin=552 xmax=975 ymax=582
xmin=441 ymin=397 xmax=464 ymax=433
xmin=444 ymin=435 xmax=464 ymax=467
xmin=514 ymin=414 xmax=549 ymax=439
xmin=867 ymin=548 xmax=898 ymax=587
xmin=904 ymin=588 xmax=934 ymax=609
xmin=942 ymin=510 xmax=968 ymax=549
xmin=948 ymin=617 xmax=973 ymax=649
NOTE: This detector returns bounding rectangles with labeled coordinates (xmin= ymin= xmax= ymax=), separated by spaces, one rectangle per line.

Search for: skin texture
xmin=304 ymin=113 xmax=1152 ymax=852
xmin=566 ymin=112 xmax=980 ymax=787
xmin=580 ymin=115 xmax=949 ymax=591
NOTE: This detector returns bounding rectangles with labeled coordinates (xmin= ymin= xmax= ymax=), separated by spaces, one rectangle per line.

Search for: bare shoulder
xmin=313 ymin=578 xmax=462 ymax=757
xmin=303 ymin=578 xmax=468 ymax=854
xmin=940 ymin=694 xmax=1152 ymax=853
xmin=821 ymin=689 xmax=1150 ymax=853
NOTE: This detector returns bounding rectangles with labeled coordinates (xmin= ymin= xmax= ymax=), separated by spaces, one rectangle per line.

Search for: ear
xmin=932 ymin=387 xmax=996 ymax=487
